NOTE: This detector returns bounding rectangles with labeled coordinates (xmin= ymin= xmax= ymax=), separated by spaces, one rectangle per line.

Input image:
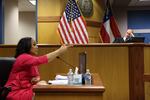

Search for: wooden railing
xmin=1 ymin=43 xmax=150 ymax=100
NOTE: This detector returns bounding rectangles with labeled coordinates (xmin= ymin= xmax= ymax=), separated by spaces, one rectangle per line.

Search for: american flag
xmin=58 ymin=0 xmax=89 ymax=44
xmin=100 ymin=0 xmax=121 ymax=43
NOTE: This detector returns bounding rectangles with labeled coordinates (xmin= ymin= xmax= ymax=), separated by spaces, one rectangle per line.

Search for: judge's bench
xmin=1 ymin=43 xmax=150 ymax=100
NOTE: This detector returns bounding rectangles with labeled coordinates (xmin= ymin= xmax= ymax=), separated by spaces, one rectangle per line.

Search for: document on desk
xmin=48 ymin=80 xmax=68 ymax=85
xmin=48 ymin=75 xmax=68 ymax=85
xmin=55 ymin=75 xmax=68 ymax=80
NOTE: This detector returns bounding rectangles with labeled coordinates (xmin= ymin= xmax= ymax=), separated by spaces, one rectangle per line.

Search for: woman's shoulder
xmin=16 ymin=53 xmax=34 ymax=60
xmin=13 ymin=54 xmax=35 ymax=67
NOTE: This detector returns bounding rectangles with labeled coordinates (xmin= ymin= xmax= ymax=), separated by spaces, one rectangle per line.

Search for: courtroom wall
xmin=38 ymin=0 xmax=104 ymax=44
xmin=19 ymin=12 xmax=36 ymax=40
xmin=4 ymin=0 xmax=19 ymax=44
xmin=112 ymin=6 xmax=150 ymax=36
xmin=4 ymin=0 xmax=36 ymax=44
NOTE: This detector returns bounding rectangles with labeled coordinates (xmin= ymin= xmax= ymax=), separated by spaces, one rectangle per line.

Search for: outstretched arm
xmin=46 ymin=45 xmax=71 ymax=62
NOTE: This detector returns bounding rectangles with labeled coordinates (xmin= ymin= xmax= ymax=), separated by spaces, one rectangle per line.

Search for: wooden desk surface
xmin=33 ymin=73 xmax=105 ymax=93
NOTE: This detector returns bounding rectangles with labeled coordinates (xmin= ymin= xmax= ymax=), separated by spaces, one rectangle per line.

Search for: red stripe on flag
xmin=70 ymin=23 xmax=80 ymax=44
xmin=110 ymin=16 xmax=121 ymax=38
xmin=59 ymin=20 xmax=69 ymax=44
xmin=77 ymin=19 xmax=86 ymax=43
xmin=74 ymin=20 xmax=85 ymax=44
xmin=72 ymin=21 xmax=81 ymax=44
xmin=57 ymin=0 xmax=89 ymax=44
xmin=79 ymin=17 xmax=89 ymax=43
xmin=100 ymin=24 xmax=110 ymax=43
xmin=63 ymin=15 xmax=75 ymax=44
xmin=58 ymin=28 xmax=65 ymax=44
xmin=100 ymin=0 xmax=121 ymax=43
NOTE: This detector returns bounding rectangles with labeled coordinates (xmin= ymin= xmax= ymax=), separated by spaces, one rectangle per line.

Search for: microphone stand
xmin=56 ymin=56 xmax=75 ymax=69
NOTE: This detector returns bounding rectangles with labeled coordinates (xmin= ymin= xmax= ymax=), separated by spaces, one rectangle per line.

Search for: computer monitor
xmin=125 ymin=36 xmax=145 ymax=43
xmin=79 ymin=52 xmax=86 ymax=74
xmin=113 ymin=37 xmax=124 ymax=43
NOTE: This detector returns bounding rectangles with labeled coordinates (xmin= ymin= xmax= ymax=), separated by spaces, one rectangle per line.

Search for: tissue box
xmin=73 ymin=74 xmax=82 ymax=85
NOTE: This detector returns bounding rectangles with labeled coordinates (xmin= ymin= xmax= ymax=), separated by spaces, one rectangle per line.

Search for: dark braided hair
xmin=15 ymin=37 xmax=32 ymax=58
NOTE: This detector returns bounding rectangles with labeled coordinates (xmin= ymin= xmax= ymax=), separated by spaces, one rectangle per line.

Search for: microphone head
xmin=56 ymin=56 xmax=60 ymax=59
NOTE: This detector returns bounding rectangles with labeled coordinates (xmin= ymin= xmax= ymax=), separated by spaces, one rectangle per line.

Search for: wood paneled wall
xmin=38 ymin=0 xmax=104 ymax=44
xmin=0 ymin=44 xmax=129 ymax=100
xmin=1 ymin=44 xmax=150 ymax=100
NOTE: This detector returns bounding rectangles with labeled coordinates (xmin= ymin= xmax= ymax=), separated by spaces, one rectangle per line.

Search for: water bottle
xmin=67 ymin=69 xmax=74 ymax=85
xmin=73 ymin=67 xmax=82 ymax=85
xmin=84 ymin=69 xmax=92 ymax=85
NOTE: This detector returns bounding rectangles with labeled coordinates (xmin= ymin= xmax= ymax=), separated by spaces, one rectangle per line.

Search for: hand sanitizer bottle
xmin=84 ymin=69 xmax=92 ymax=85
xmin=67 ymin=69 xmax=73 ymax=85
xmin=73 ymin=67 xmax=82 ymax=85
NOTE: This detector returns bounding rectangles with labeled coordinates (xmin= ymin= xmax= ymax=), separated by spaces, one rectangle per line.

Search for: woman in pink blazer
xmin=5 ymin=37 xmax=70 ymax=100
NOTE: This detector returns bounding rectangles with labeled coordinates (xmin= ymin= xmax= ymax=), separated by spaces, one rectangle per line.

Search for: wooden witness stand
xmin=33 ymin=73 xmax=105 ymax=100
xmin=1 ymin=43 xmax=150 ymax=100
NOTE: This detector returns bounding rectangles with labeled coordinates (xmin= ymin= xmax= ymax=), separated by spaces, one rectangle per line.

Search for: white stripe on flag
xmin=103 ymin=20 xmax=115 ymax=42
xmin=74 ymin=19 xmax=86 ymax=44
xmin=61 ymin=16 xmax=73 ymax=44
xmin=78 ymin=17 xmax=88 ymax=43
xmin=71 ymin=21 xmax=82 ymax=44
xmin=63 ymin=13 xmax=77 ymax=44
xmin=58 ymin=25 xmax=68 ymax=44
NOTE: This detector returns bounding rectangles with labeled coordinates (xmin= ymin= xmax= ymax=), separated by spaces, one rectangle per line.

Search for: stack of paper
xmin=55 ymin=75 xmax=68 ymax=80
xmin=48 ymin=75 xmax=68 ymax=85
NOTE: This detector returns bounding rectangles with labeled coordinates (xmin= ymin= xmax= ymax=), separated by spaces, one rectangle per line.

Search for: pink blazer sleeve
xmin=15 ymin=54 xmax=48 ymax=67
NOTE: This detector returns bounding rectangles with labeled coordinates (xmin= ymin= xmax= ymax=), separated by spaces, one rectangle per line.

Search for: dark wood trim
xmin=0 ymin=45 xmax=16 ymax=48
xmin=0 ymin=43 xmax=148 ymax=48
xmin=144 ymin=74 xmax=150 ymax=82
xmin=38 ymin=16 xmax=61 ymax=23
xmin=86 ymin=20 xmax=101 ymax=27
xmin=38 ymin=16 xmax=101 ymax=27
xmin=36 ymin=43 xmax=146 ymax=47
xmin=128 ymin=46 xmax=145 ymax=100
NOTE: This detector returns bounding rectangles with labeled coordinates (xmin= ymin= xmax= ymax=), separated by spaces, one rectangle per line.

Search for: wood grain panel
xmin=38 ymin=16 xmax=60 ymax=23
xmin=2 ymin=44 xmax=150 ymax=100
xmin=128 ymin=46 xmax=144 ymax=100
xmin=33 ymin=74 xmax=104 ymax=100
xmin=35 ymin=44 xmax=129 ymax=100
xmin=38 ymin=16 xmax=101 ymax=27
xmin=144 ymin=47 xmax=150 ymax=100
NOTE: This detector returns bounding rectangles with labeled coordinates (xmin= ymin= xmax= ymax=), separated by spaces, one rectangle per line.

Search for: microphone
xmin=56 ymin=56 xmax=75 ymax=69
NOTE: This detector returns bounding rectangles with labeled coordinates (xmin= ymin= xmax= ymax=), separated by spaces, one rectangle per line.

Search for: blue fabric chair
xmin=0 ymin=57 xmax=15 ymax=100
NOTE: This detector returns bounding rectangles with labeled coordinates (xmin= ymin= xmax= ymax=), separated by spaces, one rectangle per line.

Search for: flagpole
xmin=100 ymin=0 xmax=121 ymax=43
xmin=70 ymin=0 xmax=87 ymax=25
xmin=76 ymin=0 xmax=84 ymax=19
xmin=75 ymin=0 xmax=88 ymax=29
xmin=58 ymin=0 xmax=89 ymax=44
xmin=70 ymin=0 xmax=73 ymax=22
xmin=57 ymin=30 xmax=64 ymax=44
xmin=99 ymin=32 xmax=104 ymax=43
xmin=74 ymin=0 xmax=89 ymax=43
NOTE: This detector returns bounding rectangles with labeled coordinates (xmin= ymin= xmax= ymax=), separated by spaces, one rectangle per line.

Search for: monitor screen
xmin=113 ymin=37 xmax=124 ymax=43
xmin=125 ymin=36 xmax=145 ymax=43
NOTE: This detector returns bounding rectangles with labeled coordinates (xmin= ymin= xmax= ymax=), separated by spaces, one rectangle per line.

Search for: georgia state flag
xmin=100 ymin=0 xmax=121 ymax=43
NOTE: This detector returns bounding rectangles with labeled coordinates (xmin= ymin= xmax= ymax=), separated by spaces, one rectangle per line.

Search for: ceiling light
xmin=139 ymin=0 xmax=150 ymax=1
xmin=29 ymin=0 xmax=36 ymax=5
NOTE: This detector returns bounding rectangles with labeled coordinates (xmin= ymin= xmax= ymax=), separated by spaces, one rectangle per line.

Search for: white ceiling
xmin=18 ymin=0 xmax=35 ymax=12
xmin=18 ymin=0 xmax=150 ymax=12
